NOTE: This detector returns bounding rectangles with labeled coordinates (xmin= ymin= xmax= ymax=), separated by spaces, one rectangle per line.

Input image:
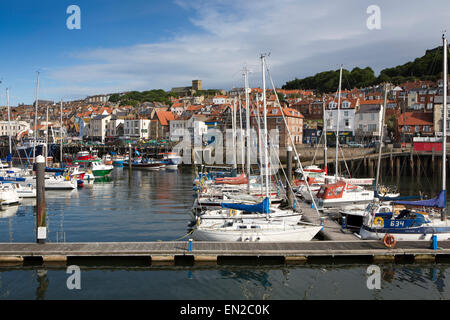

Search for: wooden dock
xmin=296 ymin=201 xmax=358 ymax=241
xmin=0 ymin=240 xmax=448 ymax=265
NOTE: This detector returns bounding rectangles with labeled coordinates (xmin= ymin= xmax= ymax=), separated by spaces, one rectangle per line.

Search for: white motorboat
xmin=0 ymin=183 xmax=20 ymax=205
xmin=14 ymin=183 xmax=36 ymax=198
xmin=27 ymin=174 xmax=77 ymax=190
xmin=315 ymin=180 xmax=374 ymax=212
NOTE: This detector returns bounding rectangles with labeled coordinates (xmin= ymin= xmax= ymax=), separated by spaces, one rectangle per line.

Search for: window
xmin=368 ymin=124 xmax=377 ymax=132
xmin=344 ymin=111 xmax=349 ymax=117
xmin=345 ymin=119 xmax=350 ymax=127
xmin=427 ymin=103 xmax=433 ymax=110
xmin=415 ymin=126 xmax=420 ymax=132
xmin=424 ymin=126 xmax=431 ymax=132
xmin=371 ymin=114 xmax=375 ymax=121
xmin=359 ymin=114 xmax=363 ymax=120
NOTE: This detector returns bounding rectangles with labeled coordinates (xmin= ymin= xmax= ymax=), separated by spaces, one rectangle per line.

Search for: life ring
xmin=374 ymin=217 xmax=384 ymax=227
xmin=383 ymin=234 xmax=396 ymax=248
xmin=229 ymin=209 xmax=237 ymax=217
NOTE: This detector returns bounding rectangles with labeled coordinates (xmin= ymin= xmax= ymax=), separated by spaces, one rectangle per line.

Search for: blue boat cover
xmin=393 ymin=190 xmax=446 ymax=209
xmin=374 ymin=191 xmax=421 ymax=201
xmin=221 ymin=197 xmax=270 ymax=214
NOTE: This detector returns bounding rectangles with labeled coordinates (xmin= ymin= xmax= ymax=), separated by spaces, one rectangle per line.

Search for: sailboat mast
xmin=442 ymin=34 xmax=448 ymax=221
xmin=244 ymin=68 xmax=251 ymax=192
xmin=45 ymin=105 xmax=49 ymax=167
xmin=376 ymin=83 xmax=388 ymax=188
xmin=6 ymin=88 xmax=12 ymax=160
xmin=33 ymin=72 xmax=40 ymax=163
xmin=60 ymin=99 xmax=63 ymax=166
xmin=232 ymin=97 xmax=237 ymax=174
xmin=323 ymin=98 xmax=327 ymax=174
xmin=335 ymin=65 xmax=343 ymax=180
xmin=261 ymin=54 xmax=269 ymax=199
xmin=256 ymin=94 xmax=264 ymax=197
xmin=238 ymin=94 xmax=245 ymax=172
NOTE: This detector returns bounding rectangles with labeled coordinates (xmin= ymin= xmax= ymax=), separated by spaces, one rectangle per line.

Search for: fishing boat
xmin=160 ymin=152 xmax=181 ymax=170
xmin=112 ymin=155 xmax=126 ymax=167
xmin=103 ymin=154 xmax=113 ymax=165
xmin=124 ymin=158 xmax=165 ymax=170
xmin=76 ymin=159 xmax=113 ymax=177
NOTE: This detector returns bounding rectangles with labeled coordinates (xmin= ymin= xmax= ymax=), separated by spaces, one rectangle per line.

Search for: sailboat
xmin=360 ymin=35 xmax=450 ymax=241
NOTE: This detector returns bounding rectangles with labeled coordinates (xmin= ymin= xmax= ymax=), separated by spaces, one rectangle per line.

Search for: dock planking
xmin=0 ymin=240 xmax=448 ymax=265
xmin=296 ymin=201 xmax=358 ymax=241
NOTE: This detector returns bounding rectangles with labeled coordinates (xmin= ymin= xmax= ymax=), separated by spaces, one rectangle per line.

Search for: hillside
xmin=282 ymin=46 xmax=448 ymax=92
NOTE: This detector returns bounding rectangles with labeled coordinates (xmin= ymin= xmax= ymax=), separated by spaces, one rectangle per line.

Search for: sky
xmin=1 ymin=0 xmax=450 ymax=106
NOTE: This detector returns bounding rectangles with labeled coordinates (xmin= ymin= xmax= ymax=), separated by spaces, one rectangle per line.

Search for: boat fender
xmin=383 ymin=234 xmax=396 ymax=248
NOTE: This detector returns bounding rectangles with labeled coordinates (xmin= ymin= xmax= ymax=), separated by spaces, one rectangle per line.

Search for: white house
xmin=90 ymin=114 xmax=111 ymax=142
xmin=355 ymin=104 xmax=383 ymax=142
xmin=0 ymin=121 xmax=30 ymax=138
xmin=124 ymin=119 xmax=151 ymax=139
xmin=324 ymin=98 xmax=359 ymax=142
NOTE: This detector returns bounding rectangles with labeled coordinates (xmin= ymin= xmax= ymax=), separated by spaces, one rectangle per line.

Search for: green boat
xmin=76 ymin=159 xmax=114 ymax=177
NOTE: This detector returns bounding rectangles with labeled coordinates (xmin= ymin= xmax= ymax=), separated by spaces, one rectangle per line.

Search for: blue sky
xmin=1 ymin=0 xmax=450 ymax=105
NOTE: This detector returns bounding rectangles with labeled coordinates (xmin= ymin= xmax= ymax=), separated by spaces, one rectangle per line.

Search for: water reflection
xmin=0 ymin=263 xmax=449 ymax=300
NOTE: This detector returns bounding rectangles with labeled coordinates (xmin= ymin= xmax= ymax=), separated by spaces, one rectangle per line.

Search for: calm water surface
xmin=0 ymin=166 xmax=449 ymax=300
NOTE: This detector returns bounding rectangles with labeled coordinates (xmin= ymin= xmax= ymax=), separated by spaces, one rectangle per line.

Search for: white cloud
xmin=47 ymin=0 xmax=450 ymax=100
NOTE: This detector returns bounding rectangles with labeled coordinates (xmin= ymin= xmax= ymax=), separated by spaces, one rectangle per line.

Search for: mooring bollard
xmin=432 ymin=235 xmax=438 ymax=250
xmin=341 ymin=216 xmax=347 ymax=230
xmin=320 ymin=217 xmax=325 ymax=226
xmin=188 ymin=239 xmax=193 ymax=252
xmin=36 ymin=155 xmax=46 ymax=244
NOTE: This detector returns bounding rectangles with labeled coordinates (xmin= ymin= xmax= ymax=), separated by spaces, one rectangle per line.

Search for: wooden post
xmin=128 ymin=144 xmax=132 ymax=172
xmin=396 ymin=157 xmax=400 ymax=177
xmin=410 ymin=152 xmax=414 ymax=176
xmin=36 ymin=155 xmax=46 ymax=244
xmin=286 ymin=146 xmax=293 ymax=208
xmin=417 ymin=156 xmax=421 ymax=177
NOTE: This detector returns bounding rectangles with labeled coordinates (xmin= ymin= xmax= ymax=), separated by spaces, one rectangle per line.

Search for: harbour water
xmin=0 ymin=167 xmax=450 ymax=300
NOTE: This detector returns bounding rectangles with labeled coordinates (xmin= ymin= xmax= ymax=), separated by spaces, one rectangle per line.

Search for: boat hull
xmin=191 ymin=225 xmax=323 ymax=242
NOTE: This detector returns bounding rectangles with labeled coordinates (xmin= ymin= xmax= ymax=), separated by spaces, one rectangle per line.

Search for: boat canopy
xmin=221 ymin=197 xmax=270 ymax=214
xmin=374 ymin=191 xmax=421 ymax=201
xmin=393 ymin=190 xmax=446 ymax=209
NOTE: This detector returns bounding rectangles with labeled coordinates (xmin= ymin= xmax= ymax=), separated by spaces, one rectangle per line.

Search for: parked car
xmin=364 ymin=141 xmax=380 ymax=148
xmin=347 ymin=141 xmax=364 ymax=148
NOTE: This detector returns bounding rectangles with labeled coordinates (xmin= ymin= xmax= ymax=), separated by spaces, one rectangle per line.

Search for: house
xmin=324 ymin=98 xmax=359 ymax=143
xmin=89 ymin=114 xmax=111 ymax=142
xmin=397 ymin=112 xmax=434 ymax=140
xmin=123 ymin=119 xmax=151 ymax=139
xmin=355 ymin=103 xmax=383 ymax=143
xmin=251 ymin=106 xmax=304 ymax=147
